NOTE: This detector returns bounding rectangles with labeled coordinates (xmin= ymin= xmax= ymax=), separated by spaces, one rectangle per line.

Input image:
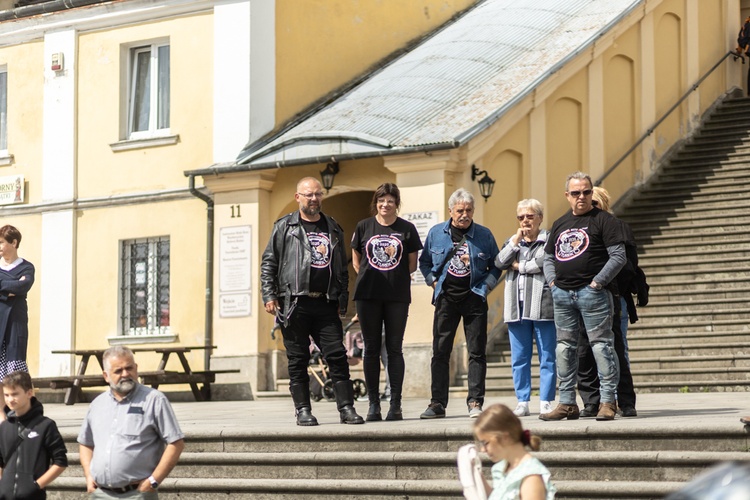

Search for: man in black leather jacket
xmin=261 ymin=177 xmax=364 ymax=426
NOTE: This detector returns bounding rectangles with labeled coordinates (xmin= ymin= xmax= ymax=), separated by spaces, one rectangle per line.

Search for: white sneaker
xmin=513 ymin=402 xmax=530 ymax=417
xmin=540 ymin=401 xmax=554 ymax=414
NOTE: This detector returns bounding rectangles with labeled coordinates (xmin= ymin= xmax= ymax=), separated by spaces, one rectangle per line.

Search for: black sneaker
xmin=420 ymin=402 xmax=446 ymax=419
xmin=580 ymin=403 xmax=599 ymax=418
xmin=620 ymin=406 xmax=638 ymax=417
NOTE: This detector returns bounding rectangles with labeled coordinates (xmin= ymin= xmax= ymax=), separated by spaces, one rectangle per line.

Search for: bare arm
xmin=518 ymin=474 xmax=547 ymax=500
xmin=138 ymin=439 xmax=185 ymax=492
xmin=408 ymin=252 xmax=418 ymax=274
xmin=78 ymin=444 xmax=97 ymax=493
xmin=352 ymin=249 xmax=361 ymax=274
xmin=36 ymin=464 xmax=66 ymax=490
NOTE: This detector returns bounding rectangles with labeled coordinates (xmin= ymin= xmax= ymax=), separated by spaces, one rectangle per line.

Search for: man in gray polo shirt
xmin=78 ymin=346 xmax=185 ymax=498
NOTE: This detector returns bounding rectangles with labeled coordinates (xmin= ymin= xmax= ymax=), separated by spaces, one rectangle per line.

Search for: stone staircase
xmin=41 ymin=94 xmax=750 ymax=500
xmin=456 ymin=94 xmax=750 ymax=398
xmin=46 ymin=420 xmax=750 ymax=499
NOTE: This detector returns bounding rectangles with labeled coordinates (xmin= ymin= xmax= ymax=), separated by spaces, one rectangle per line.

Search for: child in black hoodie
xmin=0 ymin=371 xmax=67 ymax=499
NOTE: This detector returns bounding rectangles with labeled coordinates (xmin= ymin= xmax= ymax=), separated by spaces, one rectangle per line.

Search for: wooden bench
xmin=34 ymin=369 xmax=239 ymax=392
xmin=41 ymin=346 xmax=240 ymax=405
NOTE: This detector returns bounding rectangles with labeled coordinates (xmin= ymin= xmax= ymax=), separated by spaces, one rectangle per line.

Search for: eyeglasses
xmin=297 ymin=192 xmax=324 ymax=200
xmin=377 ymin=199 xmax=396 ymax=206
xmin=516 ymin=214 xmax=537 ymax=221
xmin=475 ymin=439 xmax=489 ymax=450
xmin=568 ymin=189 xmax=593 ymax=198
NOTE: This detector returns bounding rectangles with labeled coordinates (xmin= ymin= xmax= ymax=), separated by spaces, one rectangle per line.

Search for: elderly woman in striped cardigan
xmin=495 ymin=199 xmax=556 ymax=418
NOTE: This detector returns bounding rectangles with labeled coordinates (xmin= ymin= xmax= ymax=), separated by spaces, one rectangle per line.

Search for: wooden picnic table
xmin=37 ymin=345 xmax=236 ymax=405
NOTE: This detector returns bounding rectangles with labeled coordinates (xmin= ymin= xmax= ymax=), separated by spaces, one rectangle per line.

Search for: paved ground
xmin=43 ymin=391 xmax=750 ymax=437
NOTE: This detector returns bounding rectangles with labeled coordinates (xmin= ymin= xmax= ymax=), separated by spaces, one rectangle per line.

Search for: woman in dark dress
xmin=0 ymin=225 xmax=35 ymax=404
xmin=351 ymin=183 xmax=422 ymax=422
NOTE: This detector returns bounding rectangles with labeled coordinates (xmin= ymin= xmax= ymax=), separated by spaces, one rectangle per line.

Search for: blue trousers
xmin=507 ymin=319 xmax=557 ymax=402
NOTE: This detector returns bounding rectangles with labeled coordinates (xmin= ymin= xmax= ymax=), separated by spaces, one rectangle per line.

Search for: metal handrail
xmin=595 ymin=50 xmax=745 ymax=186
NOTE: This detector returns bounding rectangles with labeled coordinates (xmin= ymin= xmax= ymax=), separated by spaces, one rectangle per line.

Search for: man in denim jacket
xmin=418 ymin=188 xmax=501 ymax=419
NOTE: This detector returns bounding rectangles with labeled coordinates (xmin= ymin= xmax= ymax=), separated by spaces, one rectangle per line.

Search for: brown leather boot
xmin=596 ymin=402 xmax=617 ymax=421
xmin=539 ymin=403 xmax=580 ymax=421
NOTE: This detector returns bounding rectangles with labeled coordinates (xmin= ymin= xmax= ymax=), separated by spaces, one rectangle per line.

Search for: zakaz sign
xmin=0 ymin=175 xmax=24 ymax=205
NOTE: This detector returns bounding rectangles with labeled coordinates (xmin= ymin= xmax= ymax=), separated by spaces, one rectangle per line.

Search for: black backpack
xmin=738 ymin=18 xmax=750 ymax=52
xmin=616 ymin=228 xmax=649 ymax=324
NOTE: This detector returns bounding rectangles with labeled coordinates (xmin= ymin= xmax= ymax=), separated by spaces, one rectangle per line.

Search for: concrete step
xmin=541 ymin=451 xmax=750 ymax=483
xmin=620 ymin=199 xmax=750 ymax=221
xmin=63 ymin=451 xmax=467 ymax=481
xmin=635 ymin=277 xmax=750 ymax=292
xmin=626 ymin=340 xmax=750 ymax=357
xmin=636 ymin=249 xmax=750 ymax=265
xmin=49 ymin=476 xmax=464 ymax=499
xmin=633 ymin=379 xmax=750 ymax=392
xmin=627 ymin=329 xmax=750 ymax=346
xmin=630 ymin=354 xmax=750 ymax=370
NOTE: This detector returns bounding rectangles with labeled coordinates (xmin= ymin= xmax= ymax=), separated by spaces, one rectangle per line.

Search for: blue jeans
xmin=507 ymin=319 xmax=556 ymax=402
xmin=552 ymin=285 xmax=619 ymax=405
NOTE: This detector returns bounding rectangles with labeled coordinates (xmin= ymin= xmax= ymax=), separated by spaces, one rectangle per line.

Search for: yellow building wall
xmin=601 ymin=22 xmax=641 ymax=202
xmin=698 ymin=0 xmax=728 ymax=113
xmin=0 ymin=41 xmax=44 ymax=204
xmin=546 ymin=70 xmax=590 ymax=219
xmin=74 ymin=199 xmax=208 ymax=370
xmin=275 ymin=0 xmax=476 ymax=124
xmin=0 ymin=42 xmax=44 ymax=375
xmin=76 ymin=13 xmax=214 ymax=198
xmin=653 ymin=1 xmax=686 ymax=160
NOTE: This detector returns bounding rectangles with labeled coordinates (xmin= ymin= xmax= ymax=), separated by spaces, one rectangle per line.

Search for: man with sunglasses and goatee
xmin=540 ymin=172 xmax=626 ymax=422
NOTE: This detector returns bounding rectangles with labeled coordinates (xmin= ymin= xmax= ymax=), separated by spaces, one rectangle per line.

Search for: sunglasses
xmin=568 ymin=189 xmax=593 ymax=198
xmin=516 ymin=214 xmax=537 ymax=221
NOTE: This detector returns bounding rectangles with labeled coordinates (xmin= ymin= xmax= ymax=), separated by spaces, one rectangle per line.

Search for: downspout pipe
xmin=188 ymin=175 xmax=214 ymax=375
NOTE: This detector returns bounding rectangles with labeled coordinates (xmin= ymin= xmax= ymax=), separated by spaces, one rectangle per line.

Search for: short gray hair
xmin=517 ymin=199 xmax=543 ymax=217
xmin=448 ymin=188 xmax=475 ymax=209
xmin=565 ymin=172 xmax=593 ymax=191
xmin=103 ymin=346 xmax=135 ymax=372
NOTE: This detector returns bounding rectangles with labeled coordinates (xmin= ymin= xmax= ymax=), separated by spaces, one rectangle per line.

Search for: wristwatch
xmin=148 ymin=476 xmax=159 ymax=489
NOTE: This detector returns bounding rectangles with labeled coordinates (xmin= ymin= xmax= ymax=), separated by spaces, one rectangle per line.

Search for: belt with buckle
xmin=307 ymin=292 xmax=325 ymax=299
xmin=99 ymin=483 xmax=140 ymax=494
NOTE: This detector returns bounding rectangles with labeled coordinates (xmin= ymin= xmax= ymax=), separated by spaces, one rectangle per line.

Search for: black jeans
xmin=430 ymin=292 xmax=488 ymax=407
xmin=356 ymin=300 xmax=409 ymax=402
xmin=577 ymin=296 xmax=636 ymax=408
xmin=280 ymin=296 xmax=350 ymax=386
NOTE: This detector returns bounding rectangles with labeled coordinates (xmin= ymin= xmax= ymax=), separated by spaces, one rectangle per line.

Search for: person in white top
xmin=472 ymin=404 xmax=556 ymax=500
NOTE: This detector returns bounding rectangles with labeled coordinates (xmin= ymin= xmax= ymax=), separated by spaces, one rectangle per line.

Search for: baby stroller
xmin=308 ymin=318 xmax=367 ymax=402
xmin=271 ymin=321 xmax=366 ymax=402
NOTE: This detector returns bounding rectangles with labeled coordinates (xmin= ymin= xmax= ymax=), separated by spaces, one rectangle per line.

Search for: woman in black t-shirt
xmin=351 ymin=183 xmax=422 ymax=422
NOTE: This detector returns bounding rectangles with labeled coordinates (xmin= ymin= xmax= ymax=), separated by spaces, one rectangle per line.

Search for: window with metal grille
xmin=120 ymin=237 xmax=170 ymax=336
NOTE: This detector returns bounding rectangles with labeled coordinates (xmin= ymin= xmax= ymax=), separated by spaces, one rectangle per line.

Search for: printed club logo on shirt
xmin=447 ymin=242 xmax=471 ymax=277
xmin=555 ymin=228 xmax=589 ymax=261
xmin=307 ymin=232 xmax=332 ymax=269
xmin=365 ymin=235 xmax=403 ymax=271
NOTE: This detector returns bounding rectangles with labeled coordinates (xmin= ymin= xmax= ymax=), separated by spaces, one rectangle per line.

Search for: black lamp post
xmin=471 ymin=164 xmax=495 ymax=202
xmin=320 ymin=161 xmax=339 ymax=192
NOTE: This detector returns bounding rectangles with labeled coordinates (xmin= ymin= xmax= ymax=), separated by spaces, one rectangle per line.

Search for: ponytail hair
xmin=473 ymin=404 xmax=542 ymax=451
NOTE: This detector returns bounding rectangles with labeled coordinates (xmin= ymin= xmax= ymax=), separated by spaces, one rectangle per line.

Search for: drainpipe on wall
xmin=188 ymin=175 xmax=214 ymax=374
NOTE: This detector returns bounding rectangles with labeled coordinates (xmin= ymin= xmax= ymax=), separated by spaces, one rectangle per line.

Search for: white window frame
xmin=127 ymin=42 xmax=170 ymax=140
xmin=0 ymin=65 xmax=13 ymax=166
xmin=119 ymin=236 xmax=171 ymax=338
xmin=0 ymin=67 xmax=8 ymax=159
